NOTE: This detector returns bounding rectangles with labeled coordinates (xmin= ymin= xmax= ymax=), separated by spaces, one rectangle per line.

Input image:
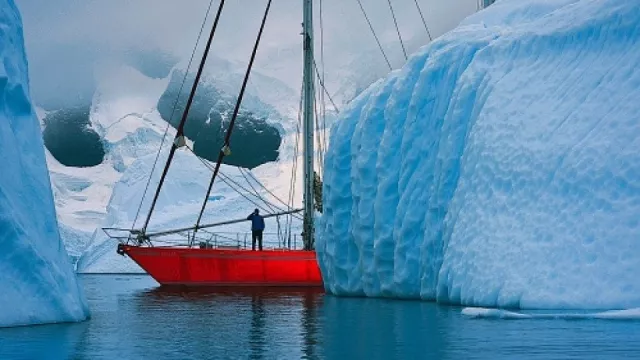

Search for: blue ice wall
xmin=0 ymin=0 xmax=89 ymax=326
xmin=317 ymin=0 xmax=640 ymax=309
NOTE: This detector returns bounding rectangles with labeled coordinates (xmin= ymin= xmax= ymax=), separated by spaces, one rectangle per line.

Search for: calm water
xmin=1 ymin=275 xmax=639 ymax=359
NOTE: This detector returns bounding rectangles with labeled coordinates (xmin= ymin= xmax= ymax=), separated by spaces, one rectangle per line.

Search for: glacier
xmin=318 ymin=0 xmax=640 ymax=309
xmin=43 ymin=57 xmax=302 ymax=269
xmin=71 ymin=61 xmax=308 ymax=273
xmin=42 ymin=64 xmax=170 ymax=264
xmin=0 ymin=0 xmax=89 ymax=327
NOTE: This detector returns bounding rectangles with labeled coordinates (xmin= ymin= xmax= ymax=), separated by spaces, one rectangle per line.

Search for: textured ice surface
xmin=0 ymin=1 xmax=89 ymax=327
xmin=462 ymin=307 xmax=640 ymax=320
xmin=318 ymin=0 xmax=640 ymax=309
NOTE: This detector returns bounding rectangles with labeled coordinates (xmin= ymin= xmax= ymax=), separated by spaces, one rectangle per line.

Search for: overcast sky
xmin=16 ymin=0 xmax=478 ymax=107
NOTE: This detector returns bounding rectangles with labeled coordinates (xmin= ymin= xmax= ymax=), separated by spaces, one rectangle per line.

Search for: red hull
xmin=121 ymin=245 xmax=323 ymax=287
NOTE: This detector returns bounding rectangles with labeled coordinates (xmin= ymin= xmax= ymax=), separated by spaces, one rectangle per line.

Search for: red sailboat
xmin=116 ymin=245 xmax=322 ymax=287
xmin=106 ymin=0 xmax=323 ymax=288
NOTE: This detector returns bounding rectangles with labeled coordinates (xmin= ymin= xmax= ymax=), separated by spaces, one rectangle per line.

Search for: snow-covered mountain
xmin=42 ymin=59 xmax=306 ymax=273
xmin=37 ymin=59 xmax=305 ymax=272
xmin=318 ymin=0 xmax=640 ymax=310
xmin=42 ymin=64 xmax=172 ymax=261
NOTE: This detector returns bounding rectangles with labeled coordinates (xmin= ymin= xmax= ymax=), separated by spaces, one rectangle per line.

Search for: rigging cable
xmin=238 ymin=167 xmax=285 ymax=244
xmin=285 ymin=85 xmax=304 ymax=245
xmin=354 ymin=0 xmax=392 ymax=70
xmin=184 ymin=144 xmax=296 ymax=218
xmin=141 ymin=0 xmax=227 ymax=234
xmin=215 ymin=172 xmax=302 ymax=223
xmin=242 ymin=167 xmax=302 ymax=218
xmin=236 ymin=167 xmax=285 ymax=245
xmin=240 ymin=168 xmax=293 ymax=245
xmin=201 ymin=159 xmax=279 ymax=215
xmin=219 ymin=169 xmax=302 ymax=219
xmin=218 ymin=172 xmax=275 ymax=213
xmin=187 ymin=146 xmax=304 ymax=248
xmin=314 ymin=89 xmax=324 ymax=177
xmin=413 ymin=0 xmax=433 ymax=41
xmin=194 ymin=0 xmax=274 ymax=233
xmin=386 ymin=0 xmax=407 ymax=61
xmin=131 ymin=0 xmax=217 ymax=232
xmin=239 ymin=167 xmax=276 ymax=212
xmin=318 ymin=0 xmax=328 ymax=160
xmin=313 ymin=59 xmax=340 ymax=114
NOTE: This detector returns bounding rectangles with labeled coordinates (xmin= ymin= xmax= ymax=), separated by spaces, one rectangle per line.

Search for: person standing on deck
xmin=247 ymin=209 xmax=265 ymax=251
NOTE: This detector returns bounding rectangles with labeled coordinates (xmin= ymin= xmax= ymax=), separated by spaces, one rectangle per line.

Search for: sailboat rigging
xmin=108 ymin=0 xmax=323 ymax=287
xmin=141 ymin=0 xmax=226 ymax=237
xmin=105 ymin=0 xmax=437 ymax=287
xmin=301 ymin=0 xmax=316 ymax=251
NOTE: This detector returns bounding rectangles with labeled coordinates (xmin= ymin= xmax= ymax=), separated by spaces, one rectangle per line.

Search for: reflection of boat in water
xmin=136 ymin=284 xmax=323 ymax=358
xmin=140 ymin=284 xmax=325 ymax=300
xmin=106 ymin=0 xmax=324 ymax=288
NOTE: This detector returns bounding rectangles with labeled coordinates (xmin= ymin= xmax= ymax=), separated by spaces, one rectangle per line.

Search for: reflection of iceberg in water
xmin=319 ymin=297 xmax=640 ymax=358
xmin=0 ymin=321 xmax=90 ymax=359
xmin=319 ymin=297 xmax=448 ymax=359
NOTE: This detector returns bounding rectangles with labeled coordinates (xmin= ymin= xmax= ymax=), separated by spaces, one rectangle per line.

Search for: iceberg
xmin=0 ymin=0 xmax=89 ymax=327
xmin=461 ymin=307 xmax=640 ymax=320
xmin=318 ymin=0 xmax=640 ymax=309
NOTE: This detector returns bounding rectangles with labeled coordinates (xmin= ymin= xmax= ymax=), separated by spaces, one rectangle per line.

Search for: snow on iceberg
xmin=0 ymin=0 xmax=89 ymax=327
xmin=317 ymin=0 xmax=640 ymax=309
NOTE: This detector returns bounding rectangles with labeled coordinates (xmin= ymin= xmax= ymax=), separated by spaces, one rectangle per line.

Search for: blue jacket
xmin=247 ymin=213 xmax=265 ymax=231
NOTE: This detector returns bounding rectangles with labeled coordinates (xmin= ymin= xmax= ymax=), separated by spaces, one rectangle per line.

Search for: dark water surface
xmin=1 ymin=275 xmax=639 ymax=359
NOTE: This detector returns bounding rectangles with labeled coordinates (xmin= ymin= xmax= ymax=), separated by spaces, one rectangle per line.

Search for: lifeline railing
xmin=103 ymin=208 xmax=305 ymax=251
xmin=105 ymin=230 xmax=305 ymax=251
xmin=104 ymin=208 xmax=301 ymax=238
xmin=185 ymin=231 xmax=303 ymax=250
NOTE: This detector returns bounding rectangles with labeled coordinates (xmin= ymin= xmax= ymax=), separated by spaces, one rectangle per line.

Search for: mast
xmin=302 ymin=0 xmax=315 ymax=250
